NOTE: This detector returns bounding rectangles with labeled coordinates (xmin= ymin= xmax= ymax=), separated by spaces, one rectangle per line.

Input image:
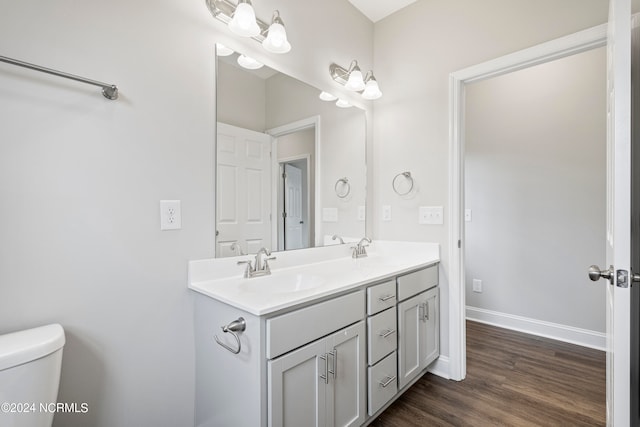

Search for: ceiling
xmin=347 ymin=0 xmax=418 ymax=23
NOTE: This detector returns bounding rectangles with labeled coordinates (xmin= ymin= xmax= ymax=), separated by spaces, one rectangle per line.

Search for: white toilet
xmin=0 ymin=324 xmax=66 ymax=427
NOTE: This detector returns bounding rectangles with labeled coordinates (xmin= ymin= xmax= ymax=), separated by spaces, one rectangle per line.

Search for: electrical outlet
xmin=473 ymin=279 xmax=482 ymax=293
xmin=160 ymin=200 xmax=181 ymax=230
xmin=419 ymin=206 xmax=444 ymax=225
xmin=382 ymin=205 xmax=392 ymax=221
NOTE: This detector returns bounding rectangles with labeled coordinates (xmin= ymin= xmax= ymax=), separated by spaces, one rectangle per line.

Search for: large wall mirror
xmin=215 ymin=48 xmax=366 ymax=257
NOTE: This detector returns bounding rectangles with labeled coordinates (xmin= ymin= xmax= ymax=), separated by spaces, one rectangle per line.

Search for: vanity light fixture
xmin=319 ymin=91 xmax=338 ymax=101
xmin=206 ymin=0 xmax=292 ymax=54
xmin=330 ymin=60 xmax=383 ymax=100
xmin=216 ymin=43 xmax=235 ymax=56
xmin=237 ymin=54 xmax=263 ymax=69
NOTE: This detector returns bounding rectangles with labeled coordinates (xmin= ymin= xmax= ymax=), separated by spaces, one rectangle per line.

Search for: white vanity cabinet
xmin=268 ymin=321 xmax=366 ymax=427
xmin=397 ymin=268 xmax=439 ymax=390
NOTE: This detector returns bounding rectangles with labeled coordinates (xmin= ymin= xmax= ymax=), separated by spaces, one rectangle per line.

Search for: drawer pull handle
xmin=319 ymin=354 xmax=329 ymax=384
xmin=328 ymin=349 xmax=337 ymax=379
xmin=379 ymin=329 xmax=396 ymax=338
xmin=379 ymin=375 xmax=397 ymax=388
xmin=378 ymin=294 xmax=395 ymax=302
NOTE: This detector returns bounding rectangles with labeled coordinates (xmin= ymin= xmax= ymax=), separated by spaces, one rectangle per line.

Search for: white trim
xmin=267 ymin=116 xmax=322 ymax=247
xmin=466 ymin=307 xmax=606 ymax=351
xmin=448 ymin=23 xmax=607 ymax=382
xmin=427 ymin=355 xmax=450 ymax=380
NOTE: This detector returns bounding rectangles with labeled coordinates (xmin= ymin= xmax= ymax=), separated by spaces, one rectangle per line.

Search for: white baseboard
xmin=466 ymin=306 xmax=606 ymax=351
xmin=427 ymin=355 xmax=450 ymax=379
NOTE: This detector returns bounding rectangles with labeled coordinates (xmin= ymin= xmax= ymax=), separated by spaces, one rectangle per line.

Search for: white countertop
xmin=188 ymin=241 xmax=440 ymax=316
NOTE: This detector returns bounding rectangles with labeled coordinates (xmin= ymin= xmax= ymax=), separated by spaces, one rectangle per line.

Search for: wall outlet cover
xmin=160 ymin=200 xmax=181 ymax=230
xmin=472 ymin=279 xmax=482 ymax=293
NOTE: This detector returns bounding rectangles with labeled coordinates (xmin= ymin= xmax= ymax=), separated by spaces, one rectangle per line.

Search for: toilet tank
xmin=0 ymin=324 xmax=65 ymax=427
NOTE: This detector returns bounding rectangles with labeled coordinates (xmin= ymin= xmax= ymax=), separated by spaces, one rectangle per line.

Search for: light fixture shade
xmin=228 ymin=1 xmax=260 ymax=37
xmin=262 ymin=12 xmax=291 ymax=54
xmin=362 ymin=78 xmax=382 ymax=100
xmin=319 ymin=91 xmax=338 ymax=101
xmin=237 ymin=54 xmax=264 ymax=70
xmin=336 ymin=99 xmax=352 ymax=108
xmin=216 ymin=43 xmax=234 ymax=57
xmin=345 ymin=68 xmax=365 ymax=91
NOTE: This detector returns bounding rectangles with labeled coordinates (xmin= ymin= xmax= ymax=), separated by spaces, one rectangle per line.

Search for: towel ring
xmin=392 ymin=172 xmax=414 ymax=196
xmin=214 ymin=317 xmax=246 ymax=354
xmin=335 ymin=177 xmax=351 ymax=198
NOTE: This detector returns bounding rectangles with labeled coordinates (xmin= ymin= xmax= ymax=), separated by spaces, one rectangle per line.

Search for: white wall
xmin=465 ymin=47 xmax=606 ymax=334
xmin=0 ymin=1 xmax=372 ymax=426
xmin=373 ymin=0 xmax=608 ymax=360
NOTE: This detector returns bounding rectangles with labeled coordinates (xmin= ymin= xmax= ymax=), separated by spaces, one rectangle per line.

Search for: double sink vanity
xmin=188 ymin=240 xmax=440 ymax=426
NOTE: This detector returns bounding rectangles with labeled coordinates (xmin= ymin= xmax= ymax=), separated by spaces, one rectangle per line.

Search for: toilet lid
xmin=0 ymin=324 xmax=65 ymax=371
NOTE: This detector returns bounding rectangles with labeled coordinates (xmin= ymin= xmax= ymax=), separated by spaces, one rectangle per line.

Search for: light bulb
xmin=228 ymin=2 xmax=260 ymax=37
xmin=262 ymin=15 xmax=291 ymax=54
xmin=319 ymin=91 xmax=338 ymax=101
xmin=362 ymin=79 xmax=382 ymax=100
xmin=237 ymin=54 xmax=264 ymax=70
xmin=336 ymin=99 xmax=352 ymax=108
xmin=345 ymin=68 xmax=365 ymax=91
xmin=216 ymin=43 xmax=234 ymax=57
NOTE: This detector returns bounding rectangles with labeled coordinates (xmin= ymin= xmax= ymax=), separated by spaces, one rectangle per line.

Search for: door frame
xmin=267 ymin=115 xmax=321 ymax=247
xmin=447 ymin=24 xmax=607 ymax=381
xmin=278 ymin=155 xmax=312 ymax=251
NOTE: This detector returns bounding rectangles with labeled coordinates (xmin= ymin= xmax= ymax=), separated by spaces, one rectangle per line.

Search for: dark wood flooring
xmin=370 ymin=320 xmax=606 ymax=426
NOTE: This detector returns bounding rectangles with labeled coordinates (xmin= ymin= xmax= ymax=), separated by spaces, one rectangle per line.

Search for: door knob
xmin=588 ymin=265 xmax=614 ymax=283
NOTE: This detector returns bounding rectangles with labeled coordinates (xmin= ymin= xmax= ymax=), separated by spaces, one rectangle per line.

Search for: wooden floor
xmin=370 ymin=321 xmax=606 ymax=426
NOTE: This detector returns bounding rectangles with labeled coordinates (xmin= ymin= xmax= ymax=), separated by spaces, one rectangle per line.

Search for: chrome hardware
xmin=335 ymin=177 xmax=351 ymax=198
xmin=230 ymin=242 xmax=245 ymax=256
xmin=379 ymin=375 xmax=397 ymax=388
xmin=332 ymin=234 xmax=345 ymax=244
xmin=588 ymin=265 xmax=614 ymax=284
xmin=328 ymin=349 xmax=337 ymax=379
xmin=379 ymin=329 xmax=396 ymax=338
xmin=425 ymin=302 xmax=430 ymax=320
xmin=214 ymin=317 xmax=246 ymax=354
xmin=319 ymin=354 xmax=329 ymax=384
xmin=616 ymin=269 xmax=640 ymax=288
xmin=378 ymin=294 xmax=395 ymax=302
xmin=237 ymin=247 xmax=276 ymax=278
xmin=419 ymin=303 xmax=427 ymax=322
xmin=392 ymin=171 xmax=414 ymax=196
xmin=351 ymin=237 xmax=371 ymax=258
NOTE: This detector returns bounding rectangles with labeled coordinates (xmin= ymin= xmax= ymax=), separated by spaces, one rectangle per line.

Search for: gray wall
xmin=0 ymin=0 xmax=372 ymax=426
xmin=217 ymin=60 xmax=266 ymax=132
xmin=372 ymin=0 xmax=609 ymax=358
xmin=464 ymin=47 xmax=606 ymax=333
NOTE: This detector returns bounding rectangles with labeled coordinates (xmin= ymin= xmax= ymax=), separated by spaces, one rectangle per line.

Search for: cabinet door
xmin=268 ymin=338 xmax=327 ymax=427
xmin=327 ymin=321 xmax=366 ymax=427
xmin=397 ymin=292 xmax=424 ymax=390
xmin=423 ymin=287 xmax=439 ymax=367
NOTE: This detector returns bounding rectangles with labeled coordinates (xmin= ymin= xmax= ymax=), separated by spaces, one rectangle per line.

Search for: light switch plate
xmin=358 ymin=206 xmax=366 ymax=221
xmin=419 ymin=206 xmax=444 ymax=225
xmin=160 ymin=200 xmax=181 ymax=230
xmin=473 ymin=279 xmax=482 ymax=293
xmin=382 ymin=205 xmax=392 ymax=222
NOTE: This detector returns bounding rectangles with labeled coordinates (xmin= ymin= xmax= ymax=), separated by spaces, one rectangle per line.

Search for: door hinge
xmin=458 ymin=239 xmax=461 ymax=249
xmin=282 ymin=172 xmax=287 ymax=179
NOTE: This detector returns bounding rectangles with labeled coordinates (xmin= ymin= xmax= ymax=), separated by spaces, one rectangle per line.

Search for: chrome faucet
xmin=230 ymin=242 xmax=245 ymax=256
xmin=332 ymin=234 xmax=345 ymax=244
xmin=237 ymin=247 xmax=277 ymax=278
xmin=352 ymin=237 xmax=371 ymax=258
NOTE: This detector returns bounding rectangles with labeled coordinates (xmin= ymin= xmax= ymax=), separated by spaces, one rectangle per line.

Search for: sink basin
xmin=238 ymin=273 xmax=326 ymax=294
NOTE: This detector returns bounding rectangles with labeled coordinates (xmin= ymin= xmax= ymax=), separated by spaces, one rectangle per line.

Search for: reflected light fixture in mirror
xmin=206 ymin=0 xmax=292 ymax=54
xmin=216 ymin=43 xmax=234 ymax=57
xmin=336 ymin=99 xmax=352 ymax=108
xmin=237 ymin=54 xmax=264 ymax=69
xmin=319 ymin=91 xmax=337 ymax=101
xmin=330 ymin=60 xmax=383 ymax=100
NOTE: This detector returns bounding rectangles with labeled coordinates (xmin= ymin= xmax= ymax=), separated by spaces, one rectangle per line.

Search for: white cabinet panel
xmin=396 ymin=265 xmax=438 ymax=301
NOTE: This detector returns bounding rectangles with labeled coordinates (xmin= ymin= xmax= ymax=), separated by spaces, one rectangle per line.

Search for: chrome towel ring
xmin=392 ymin=171 xmax=414 ymax=196
xmin=335 ymin=177 xmax=351 ymax=198
xmin=214 ymin=317 xmax=246 ymax=354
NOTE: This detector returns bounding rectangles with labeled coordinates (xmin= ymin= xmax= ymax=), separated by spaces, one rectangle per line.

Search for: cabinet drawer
xmin=397 ymin=265 xmax=438 ymax=301
xmin=266 ymin=290 xmax=365 ymax=359
xmin=367 ymin=280 xmax=396 ymax=315
xmin=367 ymin=306 xmax=397 ymax=365
xmin=368 ymin=351 xmax=398 ymax=416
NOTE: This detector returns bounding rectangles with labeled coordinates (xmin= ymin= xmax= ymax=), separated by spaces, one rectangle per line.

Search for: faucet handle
xmin=237 ymin=260 xmax=254 ymax=278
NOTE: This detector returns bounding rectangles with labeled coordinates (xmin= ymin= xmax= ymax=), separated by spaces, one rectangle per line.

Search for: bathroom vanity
xmin=188 ymin=241 xmax=440 ymax=427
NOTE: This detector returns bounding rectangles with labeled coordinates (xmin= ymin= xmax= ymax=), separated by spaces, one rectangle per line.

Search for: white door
xmin=590 ymin=0 xmax=632 ymax=424
xmin=284 ymin=163 xmax=304 ymax=250
xmin=216 ymin=122 xmax=271 ymax=257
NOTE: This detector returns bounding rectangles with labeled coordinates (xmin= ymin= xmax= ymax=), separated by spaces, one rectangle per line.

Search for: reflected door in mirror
xmin=217 ymin=123 xmax=272 ymax=257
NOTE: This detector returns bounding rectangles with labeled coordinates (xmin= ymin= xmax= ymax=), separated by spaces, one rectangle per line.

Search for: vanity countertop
xmin=188 ymin=241 xmax=440 ymax=316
